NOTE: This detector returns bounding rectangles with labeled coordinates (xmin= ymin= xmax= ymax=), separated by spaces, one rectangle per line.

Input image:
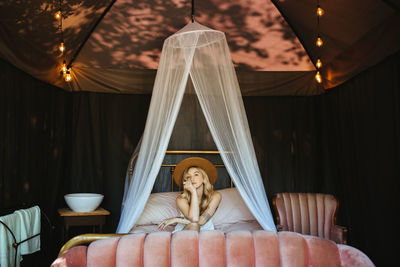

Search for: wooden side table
xmin=58 ymin=207 xmax=110 ymax=242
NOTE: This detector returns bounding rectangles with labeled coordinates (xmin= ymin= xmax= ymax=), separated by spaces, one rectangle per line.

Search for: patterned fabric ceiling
xmin=0 ymin=0 xmax=399 ymax=95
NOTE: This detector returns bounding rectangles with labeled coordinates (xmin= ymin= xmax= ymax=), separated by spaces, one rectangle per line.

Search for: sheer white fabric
xmin=117 ymin=22 xmax=276 ymax=233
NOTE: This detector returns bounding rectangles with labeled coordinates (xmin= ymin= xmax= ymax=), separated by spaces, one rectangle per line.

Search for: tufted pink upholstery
xmin=51 ymin=230 xmax=373 ymax=267
xmin=272 ymin=193 xmax=347 ymax=244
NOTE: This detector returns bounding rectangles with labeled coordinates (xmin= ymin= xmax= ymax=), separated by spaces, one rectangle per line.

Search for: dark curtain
xmin=0 ymin=59 xmax=72 ymax=265
xmin=318 ymin=52 xmax=400 ymax=266
xmin=68 ymin=92 xmax=150 ymax=230
xmin=245 ymin=51 xmax=400 ymax=266
xmin=0 ymin=59 xmax=151 ymax=265
xmin=0 ymin=59 xmax=71 ymax=216
xmin=1 ymin=51 xmax=399 ymax=266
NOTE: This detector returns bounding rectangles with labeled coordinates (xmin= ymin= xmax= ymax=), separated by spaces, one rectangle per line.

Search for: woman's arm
xmin=157 ymin=217 xmax=191 ymax=230
xmin=177 ymin=182 xmax=200 ymax=222
xmin=198 ymin=191 xmax=221 ymax=226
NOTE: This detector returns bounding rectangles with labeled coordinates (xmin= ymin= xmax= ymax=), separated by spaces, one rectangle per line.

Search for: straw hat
xmin=173 ymin=157 xmax=218 ymax=187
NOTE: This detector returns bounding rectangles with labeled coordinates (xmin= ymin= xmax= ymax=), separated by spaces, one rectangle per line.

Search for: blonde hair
xmin=180 ymin=167 xmax=214 ymax=212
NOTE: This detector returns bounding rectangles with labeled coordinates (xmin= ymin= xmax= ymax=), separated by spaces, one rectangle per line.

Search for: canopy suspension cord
xmin=191 ymin=0 xmax=195 ymax=22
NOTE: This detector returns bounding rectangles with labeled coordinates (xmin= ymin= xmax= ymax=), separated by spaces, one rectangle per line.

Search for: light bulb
xmin=61 ymin=60 xmax=67 ymax=73
xmin=316 ymin=59 xmax=322 ymax=69
xmin=316 ymin=36 xmax=323 ymax=47
xmin=55 ymin=10 xmax=61 ymax=20
xmin=315 ymin=71 xmax=322 ymax=83
xmin=65 ymin=69 xmax=72 ymax=82
xmin=59 ymin=41 xmax=65 ymax=53
xmin=317 ymin=6 xmax=324 ymax=16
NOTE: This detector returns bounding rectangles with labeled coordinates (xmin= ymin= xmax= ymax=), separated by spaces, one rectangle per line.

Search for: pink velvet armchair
xmin=272 ymin=193 xmax=347 ymax=244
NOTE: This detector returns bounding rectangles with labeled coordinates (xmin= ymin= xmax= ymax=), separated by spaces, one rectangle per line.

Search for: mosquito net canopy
xmin=117 ymin=21 xmax=276 ymax=233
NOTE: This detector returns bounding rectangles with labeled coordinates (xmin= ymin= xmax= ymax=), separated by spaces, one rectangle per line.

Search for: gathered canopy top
xmin=167 ymin=21 xmax=224 ymax=47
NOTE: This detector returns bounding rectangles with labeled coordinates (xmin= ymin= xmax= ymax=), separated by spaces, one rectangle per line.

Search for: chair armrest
xmin=331 ymin=225 xmax=348 ymax=244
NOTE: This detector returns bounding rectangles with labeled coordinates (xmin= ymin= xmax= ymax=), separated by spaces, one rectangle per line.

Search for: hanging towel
xmin=0 ymin=213 xmax=23 ymax=267
xmin=14 ymin=206 xmax=41 ymax=255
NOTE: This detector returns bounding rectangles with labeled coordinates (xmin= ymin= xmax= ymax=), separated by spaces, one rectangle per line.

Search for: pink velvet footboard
xmin=51 ymin=230 xmax=375 ymax=267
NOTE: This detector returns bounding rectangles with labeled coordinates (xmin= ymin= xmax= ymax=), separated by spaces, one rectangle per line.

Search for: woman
xmin=158 ymin=157 xmax=221 ymax=232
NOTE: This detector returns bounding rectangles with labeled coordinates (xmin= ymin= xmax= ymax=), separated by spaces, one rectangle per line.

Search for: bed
xmin=130 ymin=188 xmax=262 ymax=234
xmin=51 ymin=151 xmax=375 ymax=266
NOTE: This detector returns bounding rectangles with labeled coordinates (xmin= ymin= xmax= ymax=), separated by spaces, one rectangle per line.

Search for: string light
xmin=55 ymin=0 xmax=72 ymax=82
xmin=56 ymin=1 xmax=64 ymax=55
xmin=59 ymin=41 xmax=65 ymax=53
xmin=61 ymin=60 xmax=67 ymax=74
xmin=316 ymin=35 xmax=323 ymax=47
xmin=65 ymin=69 xmax=72 ymax=82
xmin=315 ymin=71 xmax=322 ymax=83
xmin=317 ymin=6 xmax=324 ymax=16
xmin=316 ymin=58 xmax=322 ymax=69
xmin=55 ymin=10 xmax=61 ymax=20
xmin=315 ymin=0 xmax=324 ymax=83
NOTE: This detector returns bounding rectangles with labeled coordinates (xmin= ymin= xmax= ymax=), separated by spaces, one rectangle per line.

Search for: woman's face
xmin=184 ymin=167 xmax=204 ymax=189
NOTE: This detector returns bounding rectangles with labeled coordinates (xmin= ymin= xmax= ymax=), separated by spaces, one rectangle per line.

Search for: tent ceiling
xmin=0 ymin=0 xmax=399 ymax=95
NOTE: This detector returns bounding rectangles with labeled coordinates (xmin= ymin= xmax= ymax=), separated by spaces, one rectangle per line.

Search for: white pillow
xmin=135 ymin=188 xmax=255 ymax=227
xmin=213 ymin=188 xmax=255 ymax=226
xmin=135 ymin=191 xmax=181 ymax=225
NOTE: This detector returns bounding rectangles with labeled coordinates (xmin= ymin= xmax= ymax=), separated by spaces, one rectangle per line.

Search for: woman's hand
xmin=158 ymin=217 xmax=178 ymax=230
xmin=157 ymin=217 xmax=191 ymax=230
xmin=183 ymin=180 xmax=196 ymax=194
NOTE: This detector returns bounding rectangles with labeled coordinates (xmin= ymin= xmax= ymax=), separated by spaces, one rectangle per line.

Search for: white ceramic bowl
xmin=64 ymin=193 xmax=104 ymax=213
